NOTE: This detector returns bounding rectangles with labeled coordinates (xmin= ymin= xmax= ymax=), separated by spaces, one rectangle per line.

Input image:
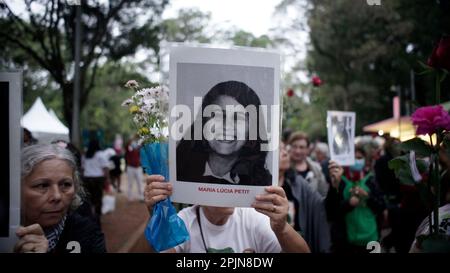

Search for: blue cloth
xmin=141 ymin=142 xmax=189 ymax=252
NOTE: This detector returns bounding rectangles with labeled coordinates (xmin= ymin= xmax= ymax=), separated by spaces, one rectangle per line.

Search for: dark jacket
xmin=284 ymin=170 xmax=331 ymax=253
xmin=374 ymin=153 xmax=401 ymax=204
xmin=53 ymin=202 xmax=106 ymax=253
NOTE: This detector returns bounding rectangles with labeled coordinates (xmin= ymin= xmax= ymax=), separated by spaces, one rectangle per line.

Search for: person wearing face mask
xmin=328 ymin=146 xmax=385 ymax=253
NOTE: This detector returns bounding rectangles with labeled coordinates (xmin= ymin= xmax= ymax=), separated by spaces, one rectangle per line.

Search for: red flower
xmin=286 ymin=88 xmax=294 ymax=97
xmin=427 ymin=35 xmax=450 ymax=71
xmin=411 ymin=105 xmax=450 ymax=135
xmin=312 ymin=76 xmax=322 ymax=87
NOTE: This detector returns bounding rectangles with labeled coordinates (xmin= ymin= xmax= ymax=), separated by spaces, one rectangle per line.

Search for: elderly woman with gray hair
xmin=15 ymin=144 xmax=106 ymax=253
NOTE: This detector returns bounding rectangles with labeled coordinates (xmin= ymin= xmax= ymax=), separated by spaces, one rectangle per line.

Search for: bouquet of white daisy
xmin=122 ymin=80 xmax=169 ymax=144
xmin=122 ymin=80 xmax=189 ymax=252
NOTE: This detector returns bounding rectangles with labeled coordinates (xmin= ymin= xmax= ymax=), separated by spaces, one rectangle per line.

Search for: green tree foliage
xmin=277 ymin=0 xmax=450 ymax=139
xmin=6 ymin=5 xmax=277 ymax=148
xmin=161 ymin=8 xmax=211 ymax=43
xmin=0 ymin=0 xmax=168 ymax=134
xmin=80 ymin=62 xmax=154 ymax=146
xmin=160 ymin=8 xmax=274 ymax=49
xmin=230 ymin=30 xmax=273 ymax=48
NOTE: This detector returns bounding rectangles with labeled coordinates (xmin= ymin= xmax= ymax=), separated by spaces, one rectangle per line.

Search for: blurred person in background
xmin=23 ymin=127 xmax=37 ymax=147
xmin=327 ymin=146 xmax=386 ymax=253
xmin=82 ymin=139 xmax=110 ymax=224
xmin=313 ymin=142 xmax=331 ymax=186
xmin=109 ymin=148 xmax=123 ymax=193
xmin=125 ymin=135 xmax=143 ymax=201
xmin=287 ymin=132 xmax=329 ymax=197
xmin=279 ymin=142 xmax=331 ymax=252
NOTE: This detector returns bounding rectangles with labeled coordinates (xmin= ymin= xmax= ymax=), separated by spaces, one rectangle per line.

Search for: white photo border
xmin=327 ymin=110 xmax=356 ymax=166
xmin=168 ymin=45 xmax=280 ymax=207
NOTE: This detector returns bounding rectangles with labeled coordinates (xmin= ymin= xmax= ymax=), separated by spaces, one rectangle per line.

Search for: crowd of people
xmin=142 ymin=130 xmax=450 ymax=253
xmin=14 ymin=127 xmax=450 ymax=253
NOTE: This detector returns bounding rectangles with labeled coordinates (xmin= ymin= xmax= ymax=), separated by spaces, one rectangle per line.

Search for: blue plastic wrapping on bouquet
xmin=144 ymin=198 xmax=190 ymax=252
xmin=141 ymin=142 xmax=189 ymax=252
xmin=140 ymin=142 xmax=170 ymax=179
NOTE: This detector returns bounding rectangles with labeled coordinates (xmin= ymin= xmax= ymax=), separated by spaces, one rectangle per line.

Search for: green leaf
xmin=416 ymin=159 xmax=428 ymax=173
xmin=417 ymin=61 xmax=433 ymax=71
xmin=421 ymin=234 xmax=450 ymax=253
xmin=416 ymin=70 xmax=434 ymax=76
xmin=410 ymin=100 xmax=422 ymax=108
xmin=440 ymin=71 xmax=448 ymax=83
xmin=416 ymin=183 xmax=432 ymax=208
xmin=389 ymin=155 xmax=429 ymax=185
xmin=397 ymin=168 xmax=416 ymax=185
xmin=416 ymin=234 xmax=429 ymax=245
xmin=388 ymin=156 xmax=408 ymax=170
xmin=399 ymin=138 xmax=432 ymax=157
xmin=442 ymin=69 xmax=449 ymax=78
xmin=444 ymin=137 xmax=450 ymax=158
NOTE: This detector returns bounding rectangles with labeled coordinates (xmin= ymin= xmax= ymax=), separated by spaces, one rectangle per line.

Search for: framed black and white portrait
xmin=0 ymin=71 xmax=22 ymax=252
xmin=168 ymin=45 xmax=280 ymax=207
xmin=327 ymin=111 xmax=355 ymax=166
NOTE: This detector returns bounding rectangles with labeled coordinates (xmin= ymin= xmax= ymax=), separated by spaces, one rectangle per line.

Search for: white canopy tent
xmin=21 ymin=97 xmax=69 ymax=143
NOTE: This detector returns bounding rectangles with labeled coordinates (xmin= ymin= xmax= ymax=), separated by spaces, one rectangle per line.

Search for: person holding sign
xmin=327 ymin=147 xmax=385 ymax=253
xmin=15 ymin=144 xmax=106 ymax=253
xmin=142 ymin=175 xmax=310 ymax=253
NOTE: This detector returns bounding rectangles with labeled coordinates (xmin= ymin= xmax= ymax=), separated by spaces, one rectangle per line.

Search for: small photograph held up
xmin=327 ymin=111 xmax=355 ymax=166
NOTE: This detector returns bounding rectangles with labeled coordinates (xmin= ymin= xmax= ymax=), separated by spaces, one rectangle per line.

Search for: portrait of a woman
xmin=176 ymin=80 xmax=272 ymax=186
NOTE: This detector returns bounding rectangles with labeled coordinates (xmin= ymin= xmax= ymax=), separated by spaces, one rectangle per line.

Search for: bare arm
xmin=328 ymin=160 xmax=344 ymax=189
xmin=274 ymin=223 xmax=310 ymax=253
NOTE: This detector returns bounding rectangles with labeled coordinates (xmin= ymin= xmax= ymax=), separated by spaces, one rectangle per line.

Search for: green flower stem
xmin=429 ymin=135 xmax=434 ymax=235
xmin=434 ymin=132 xmax=442 ymax=235
xmin=433 ymin=150 xmax=440 ymax=236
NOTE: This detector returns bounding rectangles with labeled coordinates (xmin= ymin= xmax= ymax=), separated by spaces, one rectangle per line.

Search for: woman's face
xmin=22 ymin=159 xmax=75 ymax=228
xmin=279 ymin=142 xmax=290 ymax=171
xmin=314 ymin=149 xmax=327 ymax=162
xmin=289 ymin=139 xmax=309 ymax=163
xmin=206 ymin=95 xmax=248 ymax=156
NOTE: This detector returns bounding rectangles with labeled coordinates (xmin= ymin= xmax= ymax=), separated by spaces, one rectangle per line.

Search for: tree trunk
xmin=62 ymin=82 xmax=74 ymax=141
